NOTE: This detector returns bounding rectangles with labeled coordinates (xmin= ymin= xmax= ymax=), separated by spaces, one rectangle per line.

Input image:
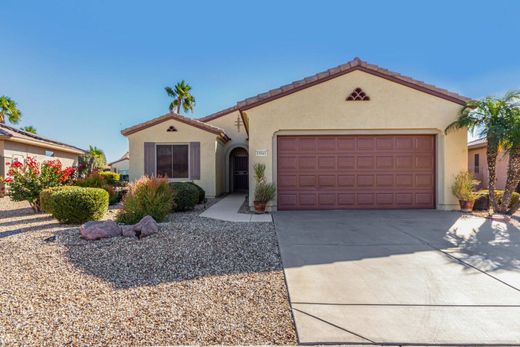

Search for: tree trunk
xmin=499 ymin=145 xmax=520 ymax=214
xmin=176 ymin=97 xmax=181 ymax=114
xmin=0 ymin=112 xmax=4 ymax=123
xmin=487 ymin=141 xmax=499 ymax=213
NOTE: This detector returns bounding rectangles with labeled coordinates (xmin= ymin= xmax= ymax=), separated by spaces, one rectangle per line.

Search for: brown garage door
xmin=277 ymin=135 xmax=435 ymax=210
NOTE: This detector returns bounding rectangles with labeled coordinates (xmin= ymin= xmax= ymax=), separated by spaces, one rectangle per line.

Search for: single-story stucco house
xmin=122 ymin=57 xmax=470 ymax=211
xmin=108 ymin=151 xmax=129 ymax=180
xmin=468 ymin=138 xmax=520 ymax=192
xmin=0 ymin=123 xmax=85 ymax=179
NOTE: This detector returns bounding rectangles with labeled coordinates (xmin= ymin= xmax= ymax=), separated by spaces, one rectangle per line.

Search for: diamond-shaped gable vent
xmin=346 ymin=88 xmax=370 ymax=101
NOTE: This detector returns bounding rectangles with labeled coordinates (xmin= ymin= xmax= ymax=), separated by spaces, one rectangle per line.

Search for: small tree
xmin=164 ymin=80 xmax=195 ymax=114
xmin=446 ymin=91 xmax=520 ymax=213
xmin=1 ymin=157 xmax=76 ymax=212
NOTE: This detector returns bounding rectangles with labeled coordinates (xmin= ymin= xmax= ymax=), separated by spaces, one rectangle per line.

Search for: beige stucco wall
xmin=110 ymin=159 xmax=129 ymax=174
xmin=206 ymin=109 xmax=249 ymax=193
xmin=468 ymin=146 xmax=508 ymax=189
xmin=245 ymin=69 xmax=467 ymax=210
xmin=2 ymin=140 xmax=78 ymax=168
xmin=127 ymin=118 xmax=220 ymax=197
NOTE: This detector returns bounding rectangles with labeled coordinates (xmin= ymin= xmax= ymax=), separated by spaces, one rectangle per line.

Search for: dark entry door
xmin=233 ymin=156 xmax=249 ymax=192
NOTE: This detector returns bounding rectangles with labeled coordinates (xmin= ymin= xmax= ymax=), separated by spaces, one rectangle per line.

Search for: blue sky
xmin=1 ymin=0 xmax=519 ymax=161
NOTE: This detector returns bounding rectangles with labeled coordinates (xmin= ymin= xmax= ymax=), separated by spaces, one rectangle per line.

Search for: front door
xmin=233 ymin=156 xmax=249 ymax=192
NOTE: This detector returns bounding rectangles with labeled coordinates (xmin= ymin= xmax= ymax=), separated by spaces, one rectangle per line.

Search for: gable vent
xmin=346 ymin=88 xmax=370 ymax=101
xmin=167 ymin=126 xmax=177 ymax=132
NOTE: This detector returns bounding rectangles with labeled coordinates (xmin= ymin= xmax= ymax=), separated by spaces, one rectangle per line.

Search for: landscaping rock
xmin=133 ymin=215 xmax=159 ymax=238
xmin=121 ymin=224 xmax=136 ymax=237
xmin=80 ymin=220 xmax=122 ymax=240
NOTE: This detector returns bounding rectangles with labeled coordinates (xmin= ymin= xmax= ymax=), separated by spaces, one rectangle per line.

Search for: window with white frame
xmin=156 ymin=144 xmax=189 ymax=179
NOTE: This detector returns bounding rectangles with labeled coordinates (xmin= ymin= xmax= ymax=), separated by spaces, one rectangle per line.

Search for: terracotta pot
xmin=458 ymin=200 xmax=475 ymax=212
xmin=254 ymin=201 xmax=266 ymax=214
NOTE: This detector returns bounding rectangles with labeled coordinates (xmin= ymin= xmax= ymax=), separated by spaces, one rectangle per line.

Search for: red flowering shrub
xmin=1 ymin=157 xmax=76 ymax=212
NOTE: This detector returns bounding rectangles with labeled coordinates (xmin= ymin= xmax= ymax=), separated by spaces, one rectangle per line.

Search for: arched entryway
xmin=229 ymin=147 xmax=249 ymax=193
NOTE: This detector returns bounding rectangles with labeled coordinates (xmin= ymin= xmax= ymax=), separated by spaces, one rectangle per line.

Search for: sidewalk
xmin=200 ymin=194 xmax=272 ymax=222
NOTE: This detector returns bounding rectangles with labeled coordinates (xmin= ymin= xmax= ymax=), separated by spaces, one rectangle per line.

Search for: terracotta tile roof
xmin=468 ymin=138 xmax=487 ymax=148
xmin=121 ymin=112 xmax=230 ymax=141
xmin=198 ymin=105 xmax=238 ymax=122
xmin=198 ymin=57 xmax=471 ymax=124
xmin=236 ymin=57 xmax=470 ymax=110
xmin=0 ymin=123 xmax=86 ymax=154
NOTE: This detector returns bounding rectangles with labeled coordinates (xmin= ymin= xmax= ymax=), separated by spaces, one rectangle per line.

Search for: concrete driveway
xmin=274 ymin=210 xmax=520 ymax=345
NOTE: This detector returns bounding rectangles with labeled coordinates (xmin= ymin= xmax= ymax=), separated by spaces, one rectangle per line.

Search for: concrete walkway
xmin=200 ymin=194 xmax=272 ymax=222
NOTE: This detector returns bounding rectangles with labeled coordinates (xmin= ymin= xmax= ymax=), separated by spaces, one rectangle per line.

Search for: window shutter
xmin=144 ymin=142 xmax=156 ymax=177
xmin=189 ymin=142 xmax=200 ymax=180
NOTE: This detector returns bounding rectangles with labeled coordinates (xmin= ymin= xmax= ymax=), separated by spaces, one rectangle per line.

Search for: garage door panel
xmin=318 ymin=156 xmax=336 ymax=169
xmin=357 ymin=156 xmax=374 ymax=169
xmin=277 ymin=135 xmax=435 ymax=210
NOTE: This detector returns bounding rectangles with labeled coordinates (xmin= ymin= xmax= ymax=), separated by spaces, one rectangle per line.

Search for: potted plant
xmin=451 ymin=171 xmax=478 ymax=212
xmin=253 ymin=163 xmax=277 ymax=213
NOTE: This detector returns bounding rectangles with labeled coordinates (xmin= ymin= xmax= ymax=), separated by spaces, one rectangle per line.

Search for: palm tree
xmin=21 ymin=125 xmax=37 ymax=134
xmin=87 ymin=145 xmax=107 ymax=174
xmin=446 ymin=90 xmax=520 ymax=212
xmin=500 ymin=106 xmax=520 ymax=214
xmin=164 ymin=80 xmax=195 ymax=114
xmin=0 ymin=96 xmax=22 ymax=124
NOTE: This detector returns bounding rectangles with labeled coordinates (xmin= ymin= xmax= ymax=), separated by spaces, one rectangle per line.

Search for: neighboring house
xmin=0 ymin=123 xmax=85 ymax=178
xmin=468 ymin=138 xmax=513 ymax=190
xmin=122 ymin=57 xmax=469 ymax=210
xmin=108 ymin=152 xmax=129 ymax=180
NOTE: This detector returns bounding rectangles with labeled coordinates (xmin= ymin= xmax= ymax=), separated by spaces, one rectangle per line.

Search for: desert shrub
xmin=169 ymin=182 xmax=199 ymax=211
xmin=1 ymin=157 xmax=76 ymax=212
xmin=49 ymin=187 xmax=108 ymax=224
xmin=474 ymin=190 xmax=520 ymax=211
xmin=40 ymin=186 xmax=77 ymax=214
xmin=116 ymin=176 xmax=174 ymax=224
xmin=451 ymin=171 xmax=478 ymax=201
xmin=253 ymin=163 xmax=277 ymax=203
xmin=187 ymin=182 xmax=205 ymax=203
xmin=75 ymin=172 xmax=119 ymax=204
xmin=98 ymin=171 xmax=120 ymax=185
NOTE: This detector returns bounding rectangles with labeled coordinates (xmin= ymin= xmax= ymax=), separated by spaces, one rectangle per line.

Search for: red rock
xmin=80 ymin=220 xmax=122 ymax=240
xmin=134 ymin=215 xmax=159 ymax=238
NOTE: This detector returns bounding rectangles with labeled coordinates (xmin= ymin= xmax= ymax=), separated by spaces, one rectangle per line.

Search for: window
xmin=474 ymin=153 xmax=480 ymax=174
xmin=45 ymin=150 xmax=55 ymax=157
xmin=156 ymin=144 xmax=189 ymax=179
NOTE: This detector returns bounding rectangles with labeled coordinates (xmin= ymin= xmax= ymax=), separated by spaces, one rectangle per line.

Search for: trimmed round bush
xmin=116 ymin=177 xmax=173 ymax=224
xmin=99 ymin=171 xmax=120 ymax=185
xmin=187 ymin=182 xmax=205 ymax=204
xmin=49 ymin=187 xmax=109 ymax=224
xmin=169 ymin=182 xmax=199 ymax=211
xmin=40 ymin=186 xmax=77 ymax=214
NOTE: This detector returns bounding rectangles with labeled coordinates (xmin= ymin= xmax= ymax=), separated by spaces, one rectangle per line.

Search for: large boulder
xmin=133 ymin=215 xmax=159 ymax=238
xmin=80 ymin=220 xmax=122 ymax=240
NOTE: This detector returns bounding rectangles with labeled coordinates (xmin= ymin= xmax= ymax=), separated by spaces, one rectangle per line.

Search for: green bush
xmin=116 ymin=176 xmax=174 ymax=224
xmin=169 ymin=182 xmax=199 ymax=211
xmin=75 ymin=173 xmax=119 ymax=205
xmin=473 ymin=190 xmax=520 ymax=211
xmin=49 ymin=187 xmax=109 ymax=224
xmin=40 ymin=186 xmax=77 ymax=214
xmin=187 ymin=182 xmax=205 ymax=204
xmin=99 ymin=171 xmax=120 ymax=185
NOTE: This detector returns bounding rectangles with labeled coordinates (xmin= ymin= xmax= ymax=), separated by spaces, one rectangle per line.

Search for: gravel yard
xmin=0 ymin=197 xmax=296 ymax=345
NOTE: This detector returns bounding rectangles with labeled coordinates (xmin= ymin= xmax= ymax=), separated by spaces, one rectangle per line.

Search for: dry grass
xmin=0 ymin=197 xmax=297 ymax=346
